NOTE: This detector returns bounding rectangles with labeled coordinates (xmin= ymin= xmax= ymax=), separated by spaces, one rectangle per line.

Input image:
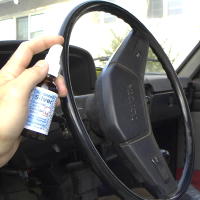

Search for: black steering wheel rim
xmin=59 ymin=1 xmax=194 ymax=199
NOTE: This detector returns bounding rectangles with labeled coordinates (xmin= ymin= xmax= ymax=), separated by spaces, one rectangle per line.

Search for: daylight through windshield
xmin=0 ymin=0 xmax=199 ymax=71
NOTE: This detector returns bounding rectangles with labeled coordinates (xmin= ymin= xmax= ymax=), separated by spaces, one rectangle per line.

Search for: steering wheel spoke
xmin=108 ymin=30 xmax=148 ymax=79
xmin=119 ymin=134 xmax=177 ymax=198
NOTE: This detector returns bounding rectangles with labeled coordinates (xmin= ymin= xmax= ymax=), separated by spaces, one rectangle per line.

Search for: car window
xmin=0 ymin=0 xmax=199 ymax=73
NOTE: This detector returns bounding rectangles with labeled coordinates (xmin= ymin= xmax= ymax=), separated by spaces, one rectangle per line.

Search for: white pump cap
xmin=45 ymin=44 xmax=63 ymax=77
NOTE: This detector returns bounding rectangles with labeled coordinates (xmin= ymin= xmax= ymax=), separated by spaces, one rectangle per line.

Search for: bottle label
xmin=24 ymin=87 xmax=58 ymax=135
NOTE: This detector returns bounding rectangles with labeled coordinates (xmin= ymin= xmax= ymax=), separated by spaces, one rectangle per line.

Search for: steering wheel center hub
xmin=96 ymin=61 xmax=150 ymax=144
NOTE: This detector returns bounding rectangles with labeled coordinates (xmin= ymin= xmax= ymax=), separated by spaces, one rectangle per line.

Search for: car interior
xmin=0 ymin=1 xmax=200 ymax=200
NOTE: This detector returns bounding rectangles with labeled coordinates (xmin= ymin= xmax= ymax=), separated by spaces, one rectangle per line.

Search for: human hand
xmin=0 ymin=36 xmax=67 ymax=167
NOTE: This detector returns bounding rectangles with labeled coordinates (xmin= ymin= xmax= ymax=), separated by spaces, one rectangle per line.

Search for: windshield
xmin=0 ymin=0 xmax=199 ymax=72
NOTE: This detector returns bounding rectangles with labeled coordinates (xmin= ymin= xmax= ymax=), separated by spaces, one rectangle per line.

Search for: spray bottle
xmin=23 ymin=44 xmax=63 ymax=140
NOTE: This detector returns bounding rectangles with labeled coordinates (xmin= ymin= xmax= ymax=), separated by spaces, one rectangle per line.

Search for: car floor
xmin=99 ymin=196 xmax=120 ymax=200
xmin=99 ymin=188 xmax=153 ymax=199
xmin=99 ymin=186 xmax=200 ymax=200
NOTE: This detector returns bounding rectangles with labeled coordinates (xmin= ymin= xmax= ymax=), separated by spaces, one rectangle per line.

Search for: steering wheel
xmin=59 ymin=1 xmax=194 ymax=199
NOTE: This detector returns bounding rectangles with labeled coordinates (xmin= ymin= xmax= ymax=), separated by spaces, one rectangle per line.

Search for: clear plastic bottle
xmin=22 ymin=44 xmax=63 ymax=140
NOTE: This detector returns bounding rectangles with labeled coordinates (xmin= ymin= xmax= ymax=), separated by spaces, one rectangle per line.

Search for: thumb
xmin=15 ymin=60 xmax=49 ymax=94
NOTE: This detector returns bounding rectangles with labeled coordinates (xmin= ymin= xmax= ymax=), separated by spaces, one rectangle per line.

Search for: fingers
xmin=55 ymin=75 xmax=68 ymax=97
xmin=14 ymin=60 xmax=49 ymax=95
xmin=15 ymin=62 xmax=67 ymax=98
xmin=1 ymin=35 xmax=64 ymax=78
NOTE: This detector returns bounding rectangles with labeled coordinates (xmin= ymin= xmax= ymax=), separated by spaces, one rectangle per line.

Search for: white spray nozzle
xmin=45 ymin=44 xmax=63 ymax=77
